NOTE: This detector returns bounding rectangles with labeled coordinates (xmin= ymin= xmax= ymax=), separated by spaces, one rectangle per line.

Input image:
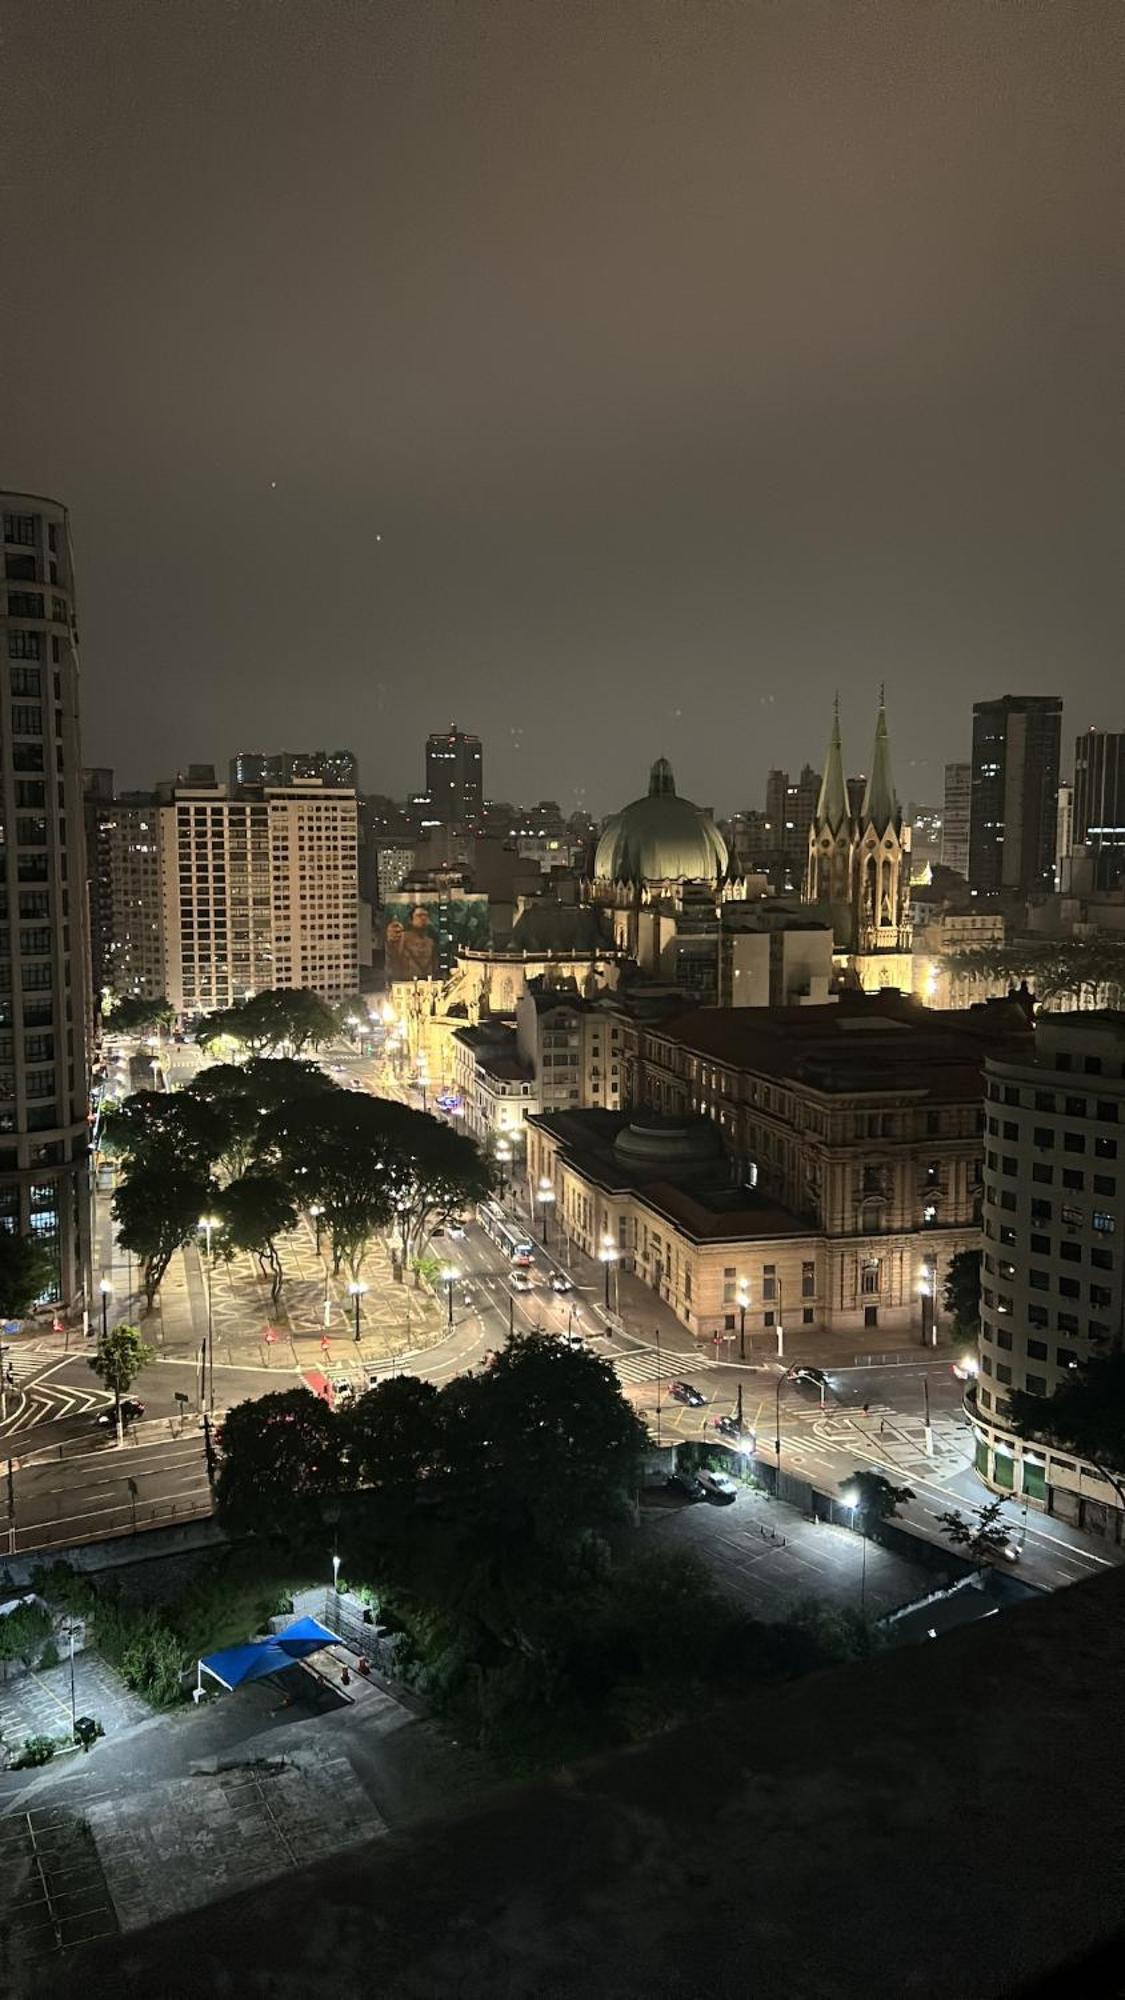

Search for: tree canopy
xmin=88 ymin=1323 xmax=154 ymax=1442
xmin=102 ymin=993 xmax=175 ymax=1035
xmin=112 ymin=1164 xmax=218 ymax=1306
xmin=214 ymin=1173 xmax=299 ymax=1301
xmin=943 ymin=1247 xmax=982 ymax=1338
xmin=194 ymin=988 xmax=343 ymax=1058
xmin=1009 ymin=1354 xmax=1125 ymax=1508
xmin=0 ymin=1232 xmax=56 ymax=1317
xmin=935 ymin=1497 xmax=1013 ymax=1563
xmin=839 ymin=1470 xmax=914 ymax=1528
xmin=941 ymin=937 xmax=1125 ymax=1011
xmin=215 ymin=1389 xmax=348 ymax=1539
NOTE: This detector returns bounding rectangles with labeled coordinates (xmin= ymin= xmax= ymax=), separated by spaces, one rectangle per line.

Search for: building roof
xmin=529 ymin=1108 xmax=807 ymax=1242
xmin=645 ymin=992 xmax=1033 ymax=1100
xmin=510 ymin=896 xmax=607 ymax=953
xmin=594 ymin=758 xmax=728 ymax=887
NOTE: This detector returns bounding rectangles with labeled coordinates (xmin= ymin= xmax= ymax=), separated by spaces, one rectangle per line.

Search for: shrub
xmin=38 ymin=1637 xmax=59 ymax=1671
xmin=0 ymin=1599 xmax=52 ymax=1676
xmin=21 ymin=1734 xmax=57 ymax=1767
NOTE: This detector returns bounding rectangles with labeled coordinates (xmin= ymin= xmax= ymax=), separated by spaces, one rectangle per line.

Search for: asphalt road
xmin=53 ymin=1035 xmax=1114 ymax=1596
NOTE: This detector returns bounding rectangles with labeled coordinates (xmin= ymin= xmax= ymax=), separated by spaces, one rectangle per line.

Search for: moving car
xmin=331 ymin=1379 xmax=356 ymax=1407
xmin=668 ymin=1379 xmax=705 ymax=1407
xmin=549 ymin=1273 xmax=573 ymax=1294
xmin=97 ymin=1398 xmax=144 ymax=1426
xmin=791 ymin=1366 xmax=829 ymax=1392
xmin=511 ymin=1270 xmax=534 ymax=1292
xmin=447 ymin=1221 xmax=466 ymax=1239
xmin=698 ymin=1468 xmax=738 ymax=1504
xmin=713 ymin=1413 xmax=744 ymax=1443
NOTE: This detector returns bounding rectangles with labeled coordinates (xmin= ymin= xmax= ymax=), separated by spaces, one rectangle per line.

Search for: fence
xmin=751 ymin=1460 xmax=979 ymax=1585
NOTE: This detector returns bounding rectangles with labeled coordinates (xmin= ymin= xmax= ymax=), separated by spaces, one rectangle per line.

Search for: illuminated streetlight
xmin=495 ymin=1141 xmax=512 ymax=1203
xmin=841 ymin=1485 xmax=867 ymax=1615
xmin=310 ymin=1202 xmax=324 ymax=1253
xmin=537 ymin=1176 xmax=556 ymax=1248
xmin=331 ymin=1551 xmax=341 ymax=1592
xmin=599 ymin=1233 xmax=618 ymax=1312
xmin=197 ymin=1215 xmax=220 ymax=1414
xmin=99 ymin=1276 xmax=112 ymax=1339
xmin=736 ymin=1279 xmax=750 ymax=1362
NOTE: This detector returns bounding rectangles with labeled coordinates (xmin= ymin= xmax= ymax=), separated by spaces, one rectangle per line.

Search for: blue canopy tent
xmin=195 ymin=1615 xmax=339 ymax=1699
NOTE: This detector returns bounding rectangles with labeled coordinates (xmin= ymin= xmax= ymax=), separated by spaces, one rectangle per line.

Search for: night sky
xmin=3 ymin=1 xmax=1122 ymax=815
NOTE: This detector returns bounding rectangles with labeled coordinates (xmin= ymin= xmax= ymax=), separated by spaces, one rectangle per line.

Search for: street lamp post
xmin=737 ymin=1280 xmax=750 ymax=1362
xmin=842 ymin=1486 xmax=868 ymax=1617
xmin=774 ymin=1361 xmax=801 ymax=1497
xmin=599 ymin=1233 xmax=618 ymax=1312
xmin=348 ymin=1281 xmax=366 ymax=1344
xmin=310 ymin=1203 xmax=324 ymax=1254
xmin=537 ymin=1176 xmax=555 ymax=1248
xmin=775 ymin=1277 xmax=785 ymax=1360
xmin=197 ymin=1215 xmax=219 ymax=1414
xmin=495 ymin=1141 xmax=511 ymax=1204
xmin=920 ymin=1257 xmax=937 ymax=1348
xmin=99 ymin=1278 xmax=111 ymax=1340
xmin=443 ymin=1264 xmax=458 ymax=1329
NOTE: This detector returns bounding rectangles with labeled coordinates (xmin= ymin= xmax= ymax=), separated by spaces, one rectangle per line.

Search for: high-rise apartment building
xmin=941 ymin=762 xmax=971 ymax=877
xmin=100 ymin=796 xmax=167 ymax=1001
xmin=1 ymin=494 xmax=92 ymax=1304
xmin=230 ymin=749 xmax=358 ymax=791
xmin=974 ymin=1013 xmax=1125 ymax=1539
xmin=968 ymin=695 xmax=1062 ymax=899
xmin=424 ymin=725 xmax=483 ymax=827
xmin=763 ymin=765 xmax=820 ymax=893
xmin=1072 ymin=730 xmax=1125 ymax=890
xmin=153 ymin=781 xmax=358 ymax=1017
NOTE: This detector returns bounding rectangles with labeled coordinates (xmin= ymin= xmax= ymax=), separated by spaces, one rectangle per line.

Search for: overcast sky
xmin=3 ymin=0 xmax=1122 ymax=816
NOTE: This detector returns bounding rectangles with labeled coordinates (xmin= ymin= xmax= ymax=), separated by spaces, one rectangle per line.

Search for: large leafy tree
xmin=943 ymin=1247 xmax=981 ymax=1338
xmin=113 ymin=1163 xmax=218 ymax=1306
xmin=1009 ymin=1355 xmax=1125 ymax=1510
xmin=839 ymin=1470 xmax=914 ymax=1529
xmin=942 ymin=937 xmax=1125 ymax=1011
xmin=342 ymin=1375 xmax=442 ymax=1497
xmin=215 ymin=1173 xmax=299 ymax=1302
xmin=194 ymin=989 xmax=343 ymax=1060
xmin=215 ymin=1389 xmax=347 ymax=1539
xmin=102 ymin=1090 xmax=227 ymax=1178
xmin=0 ymin=1232 xmax=56 ymax=1317
xmin=102 ymin=994 xmax=175 ymax=1036
xmin=935 ymin=1497 xmax=1014 ymax=1564
xmin=88 ymin=1322 xmax=154 ymax=1445
xmin=266 ymin=1091 xmax=398 ymax=1278
xmin=392 ymin=1112 xmax=494 ymax=1276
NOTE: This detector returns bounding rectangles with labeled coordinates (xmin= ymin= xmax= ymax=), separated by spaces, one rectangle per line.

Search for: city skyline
xmin=4 ymin=2 xmax=1123 ymax=809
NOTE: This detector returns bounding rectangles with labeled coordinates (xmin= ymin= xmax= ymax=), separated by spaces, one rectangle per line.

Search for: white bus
xmin=479 ymin=1202 xmax=535 ymax=1267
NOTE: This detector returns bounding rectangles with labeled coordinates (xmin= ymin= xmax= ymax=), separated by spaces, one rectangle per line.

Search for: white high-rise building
xmin=156 ymin=781 xmax=358 ymax=1018
xmin=0 ymin=494 xmax=92 ymax=1304
xmin=941 ymin=762 xmax=971 ymax=878
xmin=974 ymin=1013 xmax=1125 ymax=1541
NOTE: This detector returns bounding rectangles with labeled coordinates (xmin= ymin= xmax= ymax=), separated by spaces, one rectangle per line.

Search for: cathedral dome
xmin=594 ymin=758 xmax=728 ymax=887
xmin=612 ymin=1113 xmax=726 ymax=1182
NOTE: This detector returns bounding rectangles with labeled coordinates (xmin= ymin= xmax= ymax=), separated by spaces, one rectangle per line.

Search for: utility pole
xmin=922 ymin=1374 xmax=934 ymax=1457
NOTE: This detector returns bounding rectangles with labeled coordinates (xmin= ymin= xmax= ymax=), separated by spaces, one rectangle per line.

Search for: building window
xmin=802 ymin=1307 xmax=814 ymax=1326
xmin=1093 ymin=1211 xmax=1116 ymax=1233
xmin=995 ymin=1362 xmax=1012 ymax=1385
xmin=863 ymin=1304 xmax=878 ymax=1328
xmin=861 ymin=1259 xmax=880 ymax=1296
xmin=762 ymin=1264 xmax=777 ymax=1301
xmin=801 ymin=1261 xmax=815 ymax=1298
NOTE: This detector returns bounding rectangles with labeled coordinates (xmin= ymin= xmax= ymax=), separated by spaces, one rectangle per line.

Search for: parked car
xmin=668 ymin=1379 xmax=705 ymax=1407
xmin=331 ymin=1379 xmax=356 ymax=1406
xmin=97 ymin=1398 xmax=144 ymax=1426
xmin=549 ymin=1273 xmax=573 ymax=1294
xmin=791 ymin=1366 xmax=829 ymax=1392
xmin=698 ymin=1468 xmax=738 ymax=1504
xmin=665 ymin=1471 xmax=707 ymax=1502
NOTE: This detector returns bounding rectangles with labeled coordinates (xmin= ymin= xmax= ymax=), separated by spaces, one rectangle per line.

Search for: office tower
xmin=83 ymin=766 xmax=115 ymax=1001
xmin=424 ymin=725 xmax=483 ymax=827
xmin=1072 ymin=730 xmax=1125 ymax=890
xmin=969 ymin=695 xmax=1062 ymax=899
xmin=230 ymin=749 xmax=358 ymax=791
xmin=1054 ymin=783 xmax=1073 ymax=891
xmin=156 ymin=781 xmax=359 ymax=1017
xmin=763 ymin=765 xmax=821 ymax=893
xmin=941 ymin=763 xmax=971 ymax=877
xmin=973 ymin=1014 xmax=1125 ymax=1536
xmin=0 ymin=494 xmax=92 ymax=1303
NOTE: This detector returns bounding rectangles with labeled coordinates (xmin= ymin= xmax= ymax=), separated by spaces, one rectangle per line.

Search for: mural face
xmin=383 ymin=894 xmax=490 ymax=981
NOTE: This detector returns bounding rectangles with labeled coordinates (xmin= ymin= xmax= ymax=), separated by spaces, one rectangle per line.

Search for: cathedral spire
xmin=648 ymin=757 xmax=676 ymax=797
xmin=814 ymin=702 xmax=850 ymax=833
xmin=860 ymin=696 xmax=899 ymax=831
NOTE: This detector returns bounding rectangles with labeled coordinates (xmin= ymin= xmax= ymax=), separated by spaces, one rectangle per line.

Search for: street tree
xmin=942 ymin=1247 xmax=982 ymax=1339
xmin=102 ymin=994 xmax=175 ymax=1036
xmin=1009 ymin=1354 xmax=1125 ymax=1511
xmin=935 ymin=1497 xmax=1013 ymax=1563
xmin=88 ymin=1323 xmax=154 ymax=1446
xmin=391 ymin=1112 xmax=494 ymax=1277
xmin=112 ymin=1162 xmax=219 ymax=1306
xmin=267 ymin=1092 xmax=397 ymax=1279
xmin=102 ymin=1091 xmax=228 ymax=1178
xmin=215 ymin=1173 xmax=299 ymax=1302
xmin=215 ymin=1389 xmax=348 ymax=1539
xmin=195 ymin=989 xmax=343 ymax=1060
xmin=342 ymin=1375 xmax=441 ymax=1495
xmin=0 ymin=1233 xmax=56 ymax=1319
xmin=839 ymin=1470 xmax=914 ymax=1529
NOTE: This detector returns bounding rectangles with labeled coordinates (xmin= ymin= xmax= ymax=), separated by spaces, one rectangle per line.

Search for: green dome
xmin=594 ymin=758 xmax=728 ymax=887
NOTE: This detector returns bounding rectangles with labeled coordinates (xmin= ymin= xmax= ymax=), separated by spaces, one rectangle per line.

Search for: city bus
xmin=479 ymin=1201 xmax=535 ymax=1267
